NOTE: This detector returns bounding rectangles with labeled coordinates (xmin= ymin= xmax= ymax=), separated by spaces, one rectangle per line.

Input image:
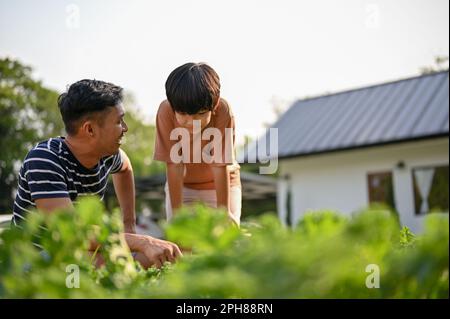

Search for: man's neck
xmin=64 ymin=135 xmax=101 ymax=169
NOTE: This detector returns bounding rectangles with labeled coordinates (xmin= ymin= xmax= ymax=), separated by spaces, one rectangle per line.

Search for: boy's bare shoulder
xmin=217 ymin=97 xmax=234 ymax=117
xmin=159 ymin=99 xmax=170 ymax=109
xmin=158 ymin=100 xmax=173 ymax=113
xmin=218 ymin=97 xmax=230 ymax=109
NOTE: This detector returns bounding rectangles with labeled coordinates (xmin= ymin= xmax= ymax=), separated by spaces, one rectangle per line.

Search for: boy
xmin=154 ymin=62 xmax=241 ymax=225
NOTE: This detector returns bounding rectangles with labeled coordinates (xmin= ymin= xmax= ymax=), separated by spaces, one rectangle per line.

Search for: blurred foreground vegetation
xmin=0 ymin=197 xmax=447 ymax=298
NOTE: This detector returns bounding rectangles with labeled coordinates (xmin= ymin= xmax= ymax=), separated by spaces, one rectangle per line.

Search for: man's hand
xmin=124 ymin=233 xmax=182 ymax=269
xmin=141 ymin=236 xmax=183 ymax=268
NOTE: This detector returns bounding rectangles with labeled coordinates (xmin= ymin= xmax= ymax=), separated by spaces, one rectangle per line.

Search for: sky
xmin=0 ymin=0 xmax=448 ymax=144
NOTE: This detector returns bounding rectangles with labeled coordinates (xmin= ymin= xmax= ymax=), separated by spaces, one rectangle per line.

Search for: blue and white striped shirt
xmin=12 ymin=137 xmax=123 ymax=226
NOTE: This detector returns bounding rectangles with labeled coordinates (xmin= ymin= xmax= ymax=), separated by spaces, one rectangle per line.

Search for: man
xmin=12 ymin=79 xmax=181 ymax=268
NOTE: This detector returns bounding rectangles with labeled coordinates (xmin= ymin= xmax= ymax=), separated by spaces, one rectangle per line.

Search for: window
xmin=412 ymin=165 xmax=449 ymax=215
xmin=367 ymin=171 xmax=395 ymax=210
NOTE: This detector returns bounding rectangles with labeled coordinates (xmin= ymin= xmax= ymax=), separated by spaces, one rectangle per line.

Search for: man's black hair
xmin=58 ymin=79 xmax=123 ymax=134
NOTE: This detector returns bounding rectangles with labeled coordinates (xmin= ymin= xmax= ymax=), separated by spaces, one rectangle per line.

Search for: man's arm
xmin=112 ymin=149 xmax=136 ymax=233
xmin=35 ymin=197 xmax=73 ymax=213
xmin=34 ymin=197 xmax=182 ymax=267
xmin=166 ymin=162 xmax=184 ymax=215
xmin=34 ymin=197 xmax=100 ymax=251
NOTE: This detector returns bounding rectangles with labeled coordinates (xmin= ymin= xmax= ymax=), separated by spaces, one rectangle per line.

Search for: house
xmin=243 ymin=71 xmax=449 ymax=233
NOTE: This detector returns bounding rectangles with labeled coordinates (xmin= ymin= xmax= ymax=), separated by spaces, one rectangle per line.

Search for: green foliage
xmin=399 ymin=226 xmax=416 ymax=248
xmin=0 ymin=197 xmax=167 ymax=298
xmin=0 ymin=57 xmax=64 ymax=212
xmin=0 ymin=198 xmax=448 ymax=298
xmin=164 ymin=205 xmax=241 ymax=254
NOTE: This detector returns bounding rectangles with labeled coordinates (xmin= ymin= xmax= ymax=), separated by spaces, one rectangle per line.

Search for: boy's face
xmin=175 ymin=109 xmax=212 ymax=133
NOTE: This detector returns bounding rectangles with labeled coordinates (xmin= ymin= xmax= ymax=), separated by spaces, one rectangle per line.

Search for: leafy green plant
xmin=0 ymin=198 xmax=448 ymax=298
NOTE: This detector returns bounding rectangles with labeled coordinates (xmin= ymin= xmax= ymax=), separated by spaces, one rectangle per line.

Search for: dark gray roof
xmin=243 ymin=71 xmax=449 ymax=161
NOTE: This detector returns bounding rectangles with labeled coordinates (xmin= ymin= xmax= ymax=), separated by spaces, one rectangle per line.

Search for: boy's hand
xmin=228 ymin=211 xmax=240 ymax=227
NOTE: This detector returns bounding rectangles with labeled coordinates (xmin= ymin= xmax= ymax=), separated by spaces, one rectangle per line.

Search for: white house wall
xmin=278 ymin=137 xmax=449 ymax=233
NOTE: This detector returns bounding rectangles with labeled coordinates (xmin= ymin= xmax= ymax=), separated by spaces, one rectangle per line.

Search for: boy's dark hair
xmin=57 ymin=79 xmax=123 ymax=135
xmin=165 ymin=62 xmax=220 ymax=114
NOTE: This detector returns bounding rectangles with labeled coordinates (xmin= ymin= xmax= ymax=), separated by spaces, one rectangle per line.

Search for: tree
xmin=0 ymin=57 xmax=64 ymax=213
xmin=419 ymin=55 xmax=449 ymax=74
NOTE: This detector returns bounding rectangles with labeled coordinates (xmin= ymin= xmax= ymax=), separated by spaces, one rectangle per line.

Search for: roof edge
xmin=272 ymin=133 xmax=449 ymax=161
xmin=289 ymin=70 xmax=449 ymax=108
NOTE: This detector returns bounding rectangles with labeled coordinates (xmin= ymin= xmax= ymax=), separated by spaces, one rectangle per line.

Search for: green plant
xmin=0 ymin=198 xmax=448 ymax=298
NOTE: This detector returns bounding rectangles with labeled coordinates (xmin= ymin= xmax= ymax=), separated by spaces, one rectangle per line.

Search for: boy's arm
xmin=166 ymin=162 xmax=184 ymax=215
xmin=212 ymin=166 xmax=237 ymax=225
xmin=112 ymin=149 xmax=136 ymax=233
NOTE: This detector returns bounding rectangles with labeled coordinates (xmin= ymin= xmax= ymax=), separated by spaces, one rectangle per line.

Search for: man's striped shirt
xmin=12 ymin=137 xmax=123 ymax=226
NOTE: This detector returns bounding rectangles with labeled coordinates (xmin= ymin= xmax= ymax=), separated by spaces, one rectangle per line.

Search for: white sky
xmin=0 ymin=0 xmax=448 ymax=144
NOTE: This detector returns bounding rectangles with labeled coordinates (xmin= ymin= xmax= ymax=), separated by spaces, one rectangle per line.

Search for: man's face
xmin=175 ymin=110 xmax=212 ymax=133
xmin=94 ymin=104 xmax=128 ymax=156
